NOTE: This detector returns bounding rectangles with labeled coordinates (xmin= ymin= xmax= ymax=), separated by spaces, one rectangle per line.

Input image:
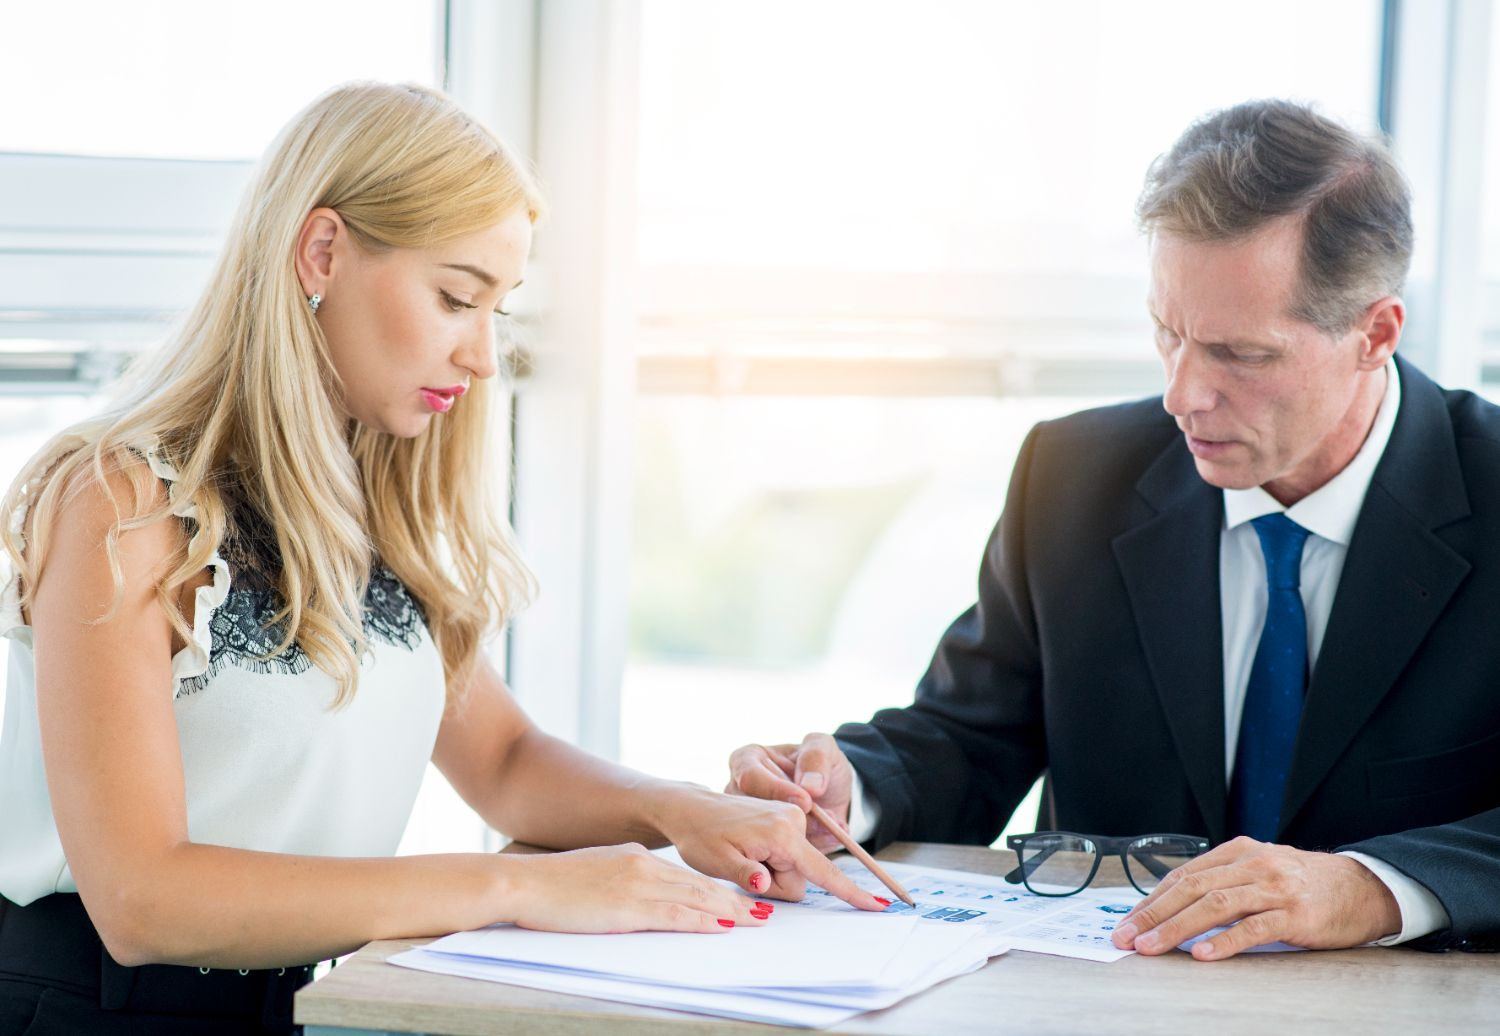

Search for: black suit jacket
xmin=836 ymin=356 xmax=1500 ymax=949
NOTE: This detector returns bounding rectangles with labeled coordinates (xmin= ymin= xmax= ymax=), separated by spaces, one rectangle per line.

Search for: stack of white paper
xmin=388 ymin=851 xmax=1010 ymax=1027
xmin=387 ymin=848 xmax=1154 ymax=1026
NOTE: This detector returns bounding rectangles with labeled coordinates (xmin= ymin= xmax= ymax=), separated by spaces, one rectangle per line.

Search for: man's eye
xmin=1224 ymin=348 xmax=1272 ymax=365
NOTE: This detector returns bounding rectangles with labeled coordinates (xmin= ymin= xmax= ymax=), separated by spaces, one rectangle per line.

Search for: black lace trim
xmin=123 ymin=445 xmax=429 ymax=696
xmin=176 ymin=563 xmax=428 ymax=696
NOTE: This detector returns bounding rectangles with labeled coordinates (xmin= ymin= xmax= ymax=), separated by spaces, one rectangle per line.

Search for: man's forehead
xmin=1148 ymin=228 xmax=1303 ymax=332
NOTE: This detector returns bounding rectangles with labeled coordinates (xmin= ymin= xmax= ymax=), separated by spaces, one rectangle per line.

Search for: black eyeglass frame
xmin=1003 ymin=831 xmax=1211 ymax=896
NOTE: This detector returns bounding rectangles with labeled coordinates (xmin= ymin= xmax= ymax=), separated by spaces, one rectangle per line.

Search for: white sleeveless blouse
xmin=0 ymin=440 xmax=446 ymax=906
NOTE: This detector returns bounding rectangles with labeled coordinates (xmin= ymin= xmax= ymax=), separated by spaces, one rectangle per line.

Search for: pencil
xmin=806 ymin=801 xmax=917 ymax=907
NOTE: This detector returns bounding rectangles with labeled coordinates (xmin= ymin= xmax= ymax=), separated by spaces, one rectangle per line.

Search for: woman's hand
xmin=654 ymin=785 xmax=886 ymax=911
xmin=500 ymin=843 xmax=773 ymax=934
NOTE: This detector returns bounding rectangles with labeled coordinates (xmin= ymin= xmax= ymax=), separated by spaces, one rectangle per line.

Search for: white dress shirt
xmin=847 ymin=358 xmax=1449 ymax=945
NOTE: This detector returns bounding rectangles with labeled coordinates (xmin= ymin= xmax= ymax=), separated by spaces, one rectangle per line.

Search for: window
xmin=1482 ymin=9 xmax=1500 ymax=386
xmin=2 ymin=2 xmax=440 ymax=161
xmin=0 ymin=0 xmax=445 ymax=392
xmin=620 ymin=0 xmax=1384 ymax=838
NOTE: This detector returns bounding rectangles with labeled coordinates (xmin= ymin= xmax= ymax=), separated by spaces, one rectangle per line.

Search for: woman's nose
xmin=455 ymin=323 xmax=500 ymax=381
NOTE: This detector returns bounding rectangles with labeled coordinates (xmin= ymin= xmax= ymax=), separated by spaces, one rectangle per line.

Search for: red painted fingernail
xmin=754 ymin=901 xmax=774 ymax=912
xmin=749 ymin=874 xmax=764 ymax=891
xmin=874 ymin=897 xmax=892 ymax=907
xmin=718 ymin=918 xmax=735 ymax=928
xmin=750 ymin=910 xmax=770 ymax=920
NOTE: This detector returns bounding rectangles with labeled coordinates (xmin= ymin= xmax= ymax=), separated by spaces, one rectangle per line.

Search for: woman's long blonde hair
xmin=1 ymin=81 xmax=543 ymax=708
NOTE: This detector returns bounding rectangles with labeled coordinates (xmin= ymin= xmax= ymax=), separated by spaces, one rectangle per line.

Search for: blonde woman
xmin=0 ymin=82 xmax=881 ymax=1035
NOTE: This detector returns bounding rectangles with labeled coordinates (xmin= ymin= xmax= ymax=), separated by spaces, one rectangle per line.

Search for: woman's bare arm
xmin=31 ymin=461 xmax=765 ymax=970
xmin=29 ymin=461 xmax=524 ymax=967
xmin=432 ymin=658 xmax=687 ymax=850
xmin=431 ymin=652 xmax=885 ymax=911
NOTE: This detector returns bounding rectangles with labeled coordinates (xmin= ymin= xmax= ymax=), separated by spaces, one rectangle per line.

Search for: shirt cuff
xmin=845 ymin=769 xmax=881 ymax=843
xmin=1338 ymin=850 xmax=1450 ymax=945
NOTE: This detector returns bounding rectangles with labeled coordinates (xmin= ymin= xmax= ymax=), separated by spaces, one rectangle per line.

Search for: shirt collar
xmin=1222 ymin=357 xmax=1401 ymax=546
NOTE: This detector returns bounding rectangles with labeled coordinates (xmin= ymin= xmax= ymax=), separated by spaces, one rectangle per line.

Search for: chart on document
xmin=801 ymin=857 xmax=1145 ymax=962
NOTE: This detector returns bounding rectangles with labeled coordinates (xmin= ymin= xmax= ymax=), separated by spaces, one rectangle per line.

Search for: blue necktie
xmin=1229 ymin=513 xmax=1312 ymax=842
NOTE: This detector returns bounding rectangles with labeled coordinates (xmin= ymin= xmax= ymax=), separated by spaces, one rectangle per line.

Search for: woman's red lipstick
xmin=420 ymin=384 xmax=466 ymax=413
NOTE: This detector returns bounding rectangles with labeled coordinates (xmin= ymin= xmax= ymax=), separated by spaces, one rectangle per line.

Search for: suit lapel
xmin=1279 ymin=357 xmax=1471 ymax=835
xmin=1113 ymin=440 xmax=1229 ymax=843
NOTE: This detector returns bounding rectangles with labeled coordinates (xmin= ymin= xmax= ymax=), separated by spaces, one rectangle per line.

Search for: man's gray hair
xmin=1136 ymin=99 xmax=1413 ymax=334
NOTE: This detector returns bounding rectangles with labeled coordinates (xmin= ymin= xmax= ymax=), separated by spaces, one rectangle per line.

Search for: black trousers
xmin=0 ymin=893 xmax=318 ymax=1035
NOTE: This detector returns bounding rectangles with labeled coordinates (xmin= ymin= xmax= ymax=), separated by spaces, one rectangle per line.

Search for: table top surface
xmin=295 ymin=842 xmax=1500 ymax=1035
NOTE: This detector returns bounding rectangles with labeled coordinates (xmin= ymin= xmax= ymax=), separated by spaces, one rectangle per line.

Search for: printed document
xmin=387 ymin=847 xmax=1148 ymax=1027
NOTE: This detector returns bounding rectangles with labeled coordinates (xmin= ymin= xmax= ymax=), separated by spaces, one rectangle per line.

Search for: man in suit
xmin=727 ymin=99 xmax=1500 ymax=958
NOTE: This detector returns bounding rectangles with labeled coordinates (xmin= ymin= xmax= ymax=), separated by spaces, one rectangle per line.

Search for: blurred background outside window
xmin=618 ymin=1 xmax=1385 ymax=839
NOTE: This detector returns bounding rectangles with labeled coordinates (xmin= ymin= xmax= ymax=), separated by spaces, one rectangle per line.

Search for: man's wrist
xmin=1339 ymin=850 xmax=1450 ymax=945
xmin=846 ymin=767 xmax=880 ymax=843
xmin=1345 ymin=854 xmax=1403 ymax=942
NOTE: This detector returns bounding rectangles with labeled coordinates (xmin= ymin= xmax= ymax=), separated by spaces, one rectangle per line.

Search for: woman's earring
xmin=307 ymin=293 xmax=322 ymax=314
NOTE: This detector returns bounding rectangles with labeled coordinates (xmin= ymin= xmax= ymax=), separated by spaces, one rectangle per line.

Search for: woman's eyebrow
xmin=437 ymin=262 xmax=498 ymax=289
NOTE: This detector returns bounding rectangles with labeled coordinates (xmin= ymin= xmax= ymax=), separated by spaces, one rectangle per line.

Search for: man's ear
xmin=1354 ymin=295 xmax=1404 ymax=370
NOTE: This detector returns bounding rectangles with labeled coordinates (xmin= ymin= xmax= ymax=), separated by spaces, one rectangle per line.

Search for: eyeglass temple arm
xmin=1003 ymin=841 xmax=1063 ymax=884
xmin=1131 ymin=852 xmax=1176 ymax=880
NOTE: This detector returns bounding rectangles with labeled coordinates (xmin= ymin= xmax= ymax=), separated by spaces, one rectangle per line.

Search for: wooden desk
xmin=295 ymin=842 xmax=1500 ymax=1035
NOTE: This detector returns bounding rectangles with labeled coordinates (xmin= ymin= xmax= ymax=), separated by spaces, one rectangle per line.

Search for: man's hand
xmin=1111 ymin=836 xmax=1402 ymax=960
xmin=726 ymin=733 xmax=855 ymax=854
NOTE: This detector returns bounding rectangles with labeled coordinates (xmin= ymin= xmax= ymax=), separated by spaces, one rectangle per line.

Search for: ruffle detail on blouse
xmin=0 ymin=482 xmax=30 ymax=648
xmin=136 ymin=438 xmax=233 ymax=698
xmin=0 ymin=440 xmax=232 ymax=695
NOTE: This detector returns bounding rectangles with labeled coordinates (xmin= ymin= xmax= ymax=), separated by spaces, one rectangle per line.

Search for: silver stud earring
xmin=307 ymin=293 xmax=322 ymax=314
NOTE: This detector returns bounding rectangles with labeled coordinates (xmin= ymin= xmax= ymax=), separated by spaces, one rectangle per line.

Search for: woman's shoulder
xmin=4 ymin=441 xmax=191 ymax=631
xmin=47 ymin=441 xmax=182 ymax=540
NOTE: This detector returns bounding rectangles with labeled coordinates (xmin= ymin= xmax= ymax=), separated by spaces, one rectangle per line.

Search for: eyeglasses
xmin=1003 ymin=832 xmax=1210 ymax=896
